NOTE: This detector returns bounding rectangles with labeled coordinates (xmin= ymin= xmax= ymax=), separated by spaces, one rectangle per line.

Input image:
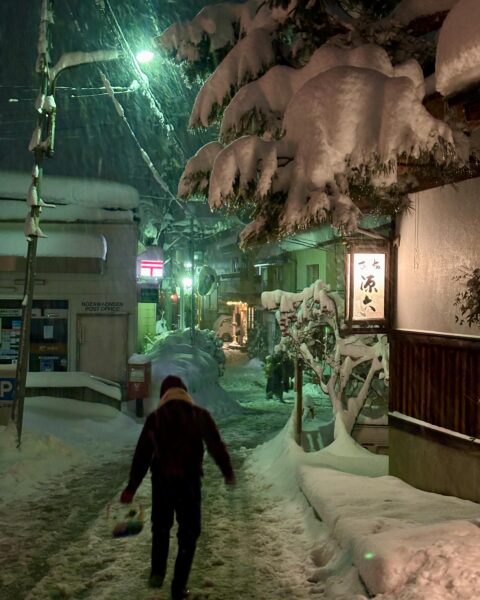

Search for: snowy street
xmin=2 ymin=356 xmax=338 ymax=600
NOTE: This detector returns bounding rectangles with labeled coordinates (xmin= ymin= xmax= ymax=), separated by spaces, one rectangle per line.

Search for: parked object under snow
xmin=436 ymin=0 xmax=480 ymax=96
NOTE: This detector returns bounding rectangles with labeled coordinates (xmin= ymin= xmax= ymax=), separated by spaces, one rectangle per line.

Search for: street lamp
xmin=344 ymin=238 xmax=391 ymax=334
xmin=136 ymin=50 xmax=154 ymax=64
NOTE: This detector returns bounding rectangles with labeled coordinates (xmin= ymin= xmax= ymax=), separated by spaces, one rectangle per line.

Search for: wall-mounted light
xmin=345 ymin=238 xmax=391 ymax=333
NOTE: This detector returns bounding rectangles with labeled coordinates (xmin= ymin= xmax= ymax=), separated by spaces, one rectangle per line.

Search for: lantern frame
xmin=344 ymin=238 xmax=391 ymax=334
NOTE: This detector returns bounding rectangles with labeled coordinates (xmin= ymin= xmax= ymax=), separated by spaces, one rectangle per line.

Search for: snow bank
xmin=0 ymin=396 xmax=140 ymax=503
xmin=0 ymin=422 xmax=82 ymax=503
xmin=249 ymin=411 xmax=480 ymax=599
xmin=300 ymin=468 xmax=480 ymax=599
xmin=27 ymin=371 xmax=121 ymax=400
xmin=436 ymin=0 xmax=480 ymax=96
xmin=144 ymin=329 xmax=241 ymax=417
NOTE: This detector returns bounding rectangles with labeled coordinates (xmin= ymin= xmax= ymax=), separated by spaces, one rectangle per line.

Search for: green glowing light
xmin=136 ymin=50 xmax=154 ymax=64
xmin=364 ymin=551 xmax=375 ymax=560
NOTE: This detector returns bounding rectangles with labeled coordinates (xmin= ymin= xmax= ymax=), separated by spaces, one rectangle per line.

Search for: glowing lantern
xmin=137 ymin=246 xmax=164 ymax=279
xmin=345 ymin=239 xmax=391 ymax=333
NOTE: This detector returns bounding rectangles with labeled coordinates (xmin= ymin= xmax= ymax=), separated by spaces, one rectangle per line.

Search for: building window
xmin=232 ymin=257 xmax=240 ymax=272
xmin=306 ymin=264 xmax=319 ymax=285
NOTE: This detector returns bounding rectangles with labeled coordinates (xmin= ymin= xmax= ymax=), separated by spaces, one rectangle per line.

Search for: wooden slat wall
xmin=390 ymin=331 xmax=480 ymax=437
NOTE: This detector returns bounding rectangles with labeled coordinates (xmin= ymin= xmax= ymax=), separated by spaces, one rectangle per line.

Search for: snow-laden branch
xmin=261 ymin=280 xmax=389 ymax=439
xmin=220 ymin=44 xmax=424 ymax=141
xmin=189 ymin=28 xmax=277 ymax=127
xmin=178 ymin=141 xmax=224 ymax=198
xmin=186 ymin=64 xmax=458 ymax=246
xmin=157 ymin=0 xmax=269 ymax=63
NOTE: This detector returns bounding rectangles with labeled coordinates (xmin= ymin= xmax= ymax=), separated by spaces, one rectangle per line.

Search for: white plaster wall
xmin=0 ymin=222 xmax=138 ymax=372
xmin=396 ymin=177 xmax=480 ymax=338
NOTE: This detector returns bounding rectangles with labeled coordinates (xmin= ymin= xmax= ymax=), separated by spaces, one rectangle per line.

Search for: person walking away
xmin=120 ymin=375 xmax=235 ymax=599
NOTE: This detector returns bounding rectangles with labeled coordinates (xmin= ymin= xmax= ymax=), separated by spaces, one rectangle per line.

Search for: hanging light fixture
xmin=344 ymin=238 xmax=391 ymax=333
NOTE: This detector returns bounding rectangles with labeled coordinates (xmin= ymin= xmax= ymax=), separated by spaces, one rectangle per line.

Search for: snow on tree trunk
xmin=262 ymin=280 xmax=389 ymax=438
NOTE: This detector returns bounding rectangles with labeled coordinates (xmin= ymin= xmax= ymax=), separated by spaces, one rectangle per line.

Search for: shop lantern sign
xmin=137 ymin=245 xmax=164 ymax=280
xmin=345 ymin=239 xmax=391 ymax=333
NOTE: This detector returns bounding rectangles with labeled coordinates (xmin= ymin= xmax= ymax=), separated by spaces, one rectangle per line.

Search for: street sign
xmin=0 ymin=377 xmax=15 ymax=401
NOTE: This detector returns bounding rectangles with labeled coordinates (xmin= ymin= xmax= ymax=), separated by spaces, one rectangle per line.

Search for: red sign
xmin=140 ymin=260 xmax=164 ymax=278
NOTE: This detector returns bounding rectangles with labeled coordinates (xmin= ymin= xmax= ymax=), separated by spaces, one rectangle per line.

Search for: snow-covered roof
xmin=0 ymin=199 xmax=135 ymax=223
xmin=0 ymin=228 xmax=107 ymax=259
xmin=0 ymin=171 xmax=140 ymax=210
xmin=436 ymin=0 xmax=480 ymax=97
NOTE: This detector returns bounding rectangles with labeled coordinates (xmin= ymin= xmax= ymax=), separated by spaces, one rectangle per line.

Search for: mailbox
xmin=0 ymin=364 xmax=16 ymax=426
xmin=127 ymin=356 xmax=151 ymax=400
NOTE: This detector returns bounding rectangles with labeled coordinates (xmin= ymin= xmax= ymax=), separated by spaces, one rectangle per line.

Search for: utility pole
xmin=12 ymin=0 xmax=54 ymax=446
xmin=12 ymin=0 xmax=119 ymax=447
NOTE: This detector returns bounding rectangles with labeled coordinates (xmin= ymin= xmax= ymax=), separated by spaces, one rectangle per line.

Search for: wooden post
xmin=295 ymin=358 xmax=303 ymax=446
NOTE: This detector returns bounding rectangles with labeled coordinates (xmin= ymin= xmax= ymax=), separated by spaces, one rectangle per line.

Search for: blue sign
xmin=0 ymin=378 xmax=15 ymax=401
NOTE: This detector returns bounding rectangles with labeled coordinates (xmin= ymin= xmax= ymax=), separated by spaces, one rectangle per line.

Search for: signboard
xmin=351 ymin=253 xmax=386 ymax=320
xmin=81 ymin=301 xmax=124 ymax=313
xmin=139 ymin=287 xmax=158 ymax=303
xmin=140 ymin=259 xmax=164 ymax=278
xmin=0 ymin=377 xmax=15 ymax=402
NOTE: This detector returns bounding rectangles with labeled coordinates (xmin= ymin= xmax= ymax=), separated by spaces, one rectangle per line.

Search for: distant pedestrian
xmin=120 ymin=375 xmax=235 ymax=599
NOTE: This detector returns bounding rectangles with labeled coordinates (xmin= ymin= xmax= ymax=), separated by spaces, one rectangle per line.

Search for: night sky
xmin=0 ymin=0 xmax=216 ymax=201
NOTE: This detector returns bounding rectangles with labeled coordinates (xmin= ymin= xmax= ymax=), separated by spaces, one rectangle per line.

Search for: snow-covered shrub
xmin=262 ymin=280 xmax=389 ymax=439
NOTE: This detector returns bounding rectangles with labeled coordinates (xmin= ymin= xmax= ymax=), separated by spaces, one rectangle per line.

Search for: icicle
xmin=24 ymin=214 xmax=47 ymax=238
xmin=35 ymin=93 xmax=46 ymax=113
xmin=44 ymin=95 xmax=56 ymax=112
xmin=28 ymin=127 xmax=42 ymax=151
xmin=101 ymin=72 xmax=125 ymax=118
xmin=27 ymin=184 xmax=39 ymax=206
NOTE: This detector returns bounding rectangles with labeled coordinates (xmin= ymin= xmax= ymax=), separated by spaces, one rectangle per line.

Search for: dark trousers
xmin=151 ymin=475 xmax=202 ymax=593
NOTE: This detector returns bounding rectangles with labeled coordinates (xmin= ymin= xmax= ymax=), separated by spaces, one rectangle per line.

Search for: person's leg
xmin=171 ymin=478 xmax=201 ymax=598
xmin=150 ymin=478 xmax=175 ymax=585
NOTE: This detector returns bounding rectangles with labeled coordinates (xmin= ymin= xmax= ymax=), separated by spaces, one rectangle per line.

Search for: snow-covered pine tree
xmin=156 ymin=0 xmax=468 ymax=247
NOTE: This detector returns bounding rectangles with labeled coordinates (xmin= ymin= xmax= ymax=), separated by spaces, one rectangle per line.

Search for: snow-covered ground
xmin=1 ymin=349 xmax=480 ymax=599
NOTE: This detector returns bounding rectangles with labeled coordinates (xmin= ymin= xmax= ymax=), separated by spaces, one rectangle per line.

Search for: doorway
xmin=77 ymin=314 xmax=128 ymax=383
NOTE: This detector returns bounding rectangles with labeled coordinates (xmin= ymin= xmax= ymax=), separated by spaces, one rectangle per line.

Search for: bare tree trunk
xmin=294 ymin=358 xmax=303 ymax=445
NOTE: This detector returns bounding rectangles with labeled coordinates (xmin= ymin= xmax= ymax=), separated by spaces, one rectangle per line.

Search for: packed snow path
xmin=1 ymin=358 xmax=339 ymax=599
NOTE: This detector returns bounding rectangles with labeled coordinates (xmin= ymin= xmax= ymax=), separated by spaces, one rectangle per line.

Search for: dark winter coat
xmin=125 ymin=388 xmax=234 ymax=494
